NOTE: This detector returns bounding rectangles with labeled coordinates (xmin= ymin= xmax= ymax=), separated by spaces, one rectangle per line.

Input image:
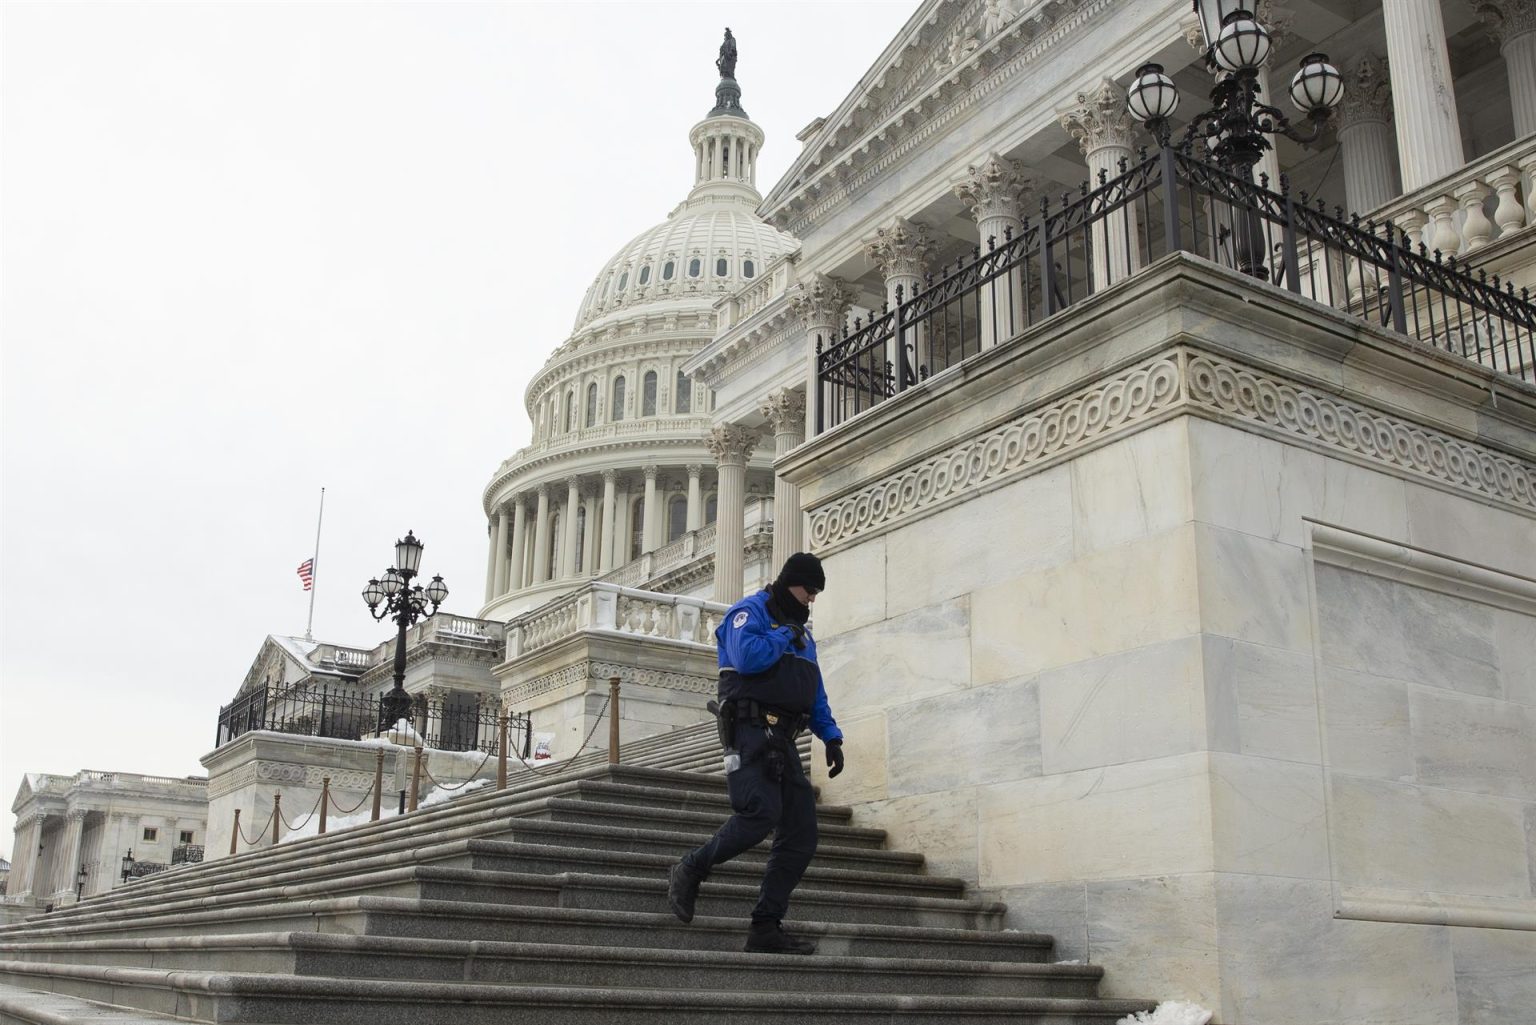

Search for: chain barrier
xmin=235 ymin=806 xmax=277 ymax=850
xmin=420 ymin=747 xmax=494 ymax=791
xmin=327 ymin=778 xmax=376 ymax=816
xmin=511 ymin=694 xmax=611 ymax=777
xmin=279 ymin=791 xmax=324 ymax=832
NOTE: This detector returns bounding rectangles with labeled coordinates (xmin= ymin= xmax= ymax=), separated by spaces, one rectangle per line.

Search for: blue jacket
xmin=715 ymin=589 xmax=842 ymax=743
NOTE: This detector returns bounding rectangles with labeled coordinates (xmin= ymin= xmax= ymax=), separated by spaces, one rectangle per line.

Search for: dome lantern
xmin=690 ymin=29 xmax=764 ymax=200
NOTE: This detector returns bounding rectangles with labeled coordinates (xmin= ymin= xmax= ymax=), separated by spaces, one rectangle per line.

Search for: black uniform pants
xmin=680 ymin=720 xmax=818 ymax=923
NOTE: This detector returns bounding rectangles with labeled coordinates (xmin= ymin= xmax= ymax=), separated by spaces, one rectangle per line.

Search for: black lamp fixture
xmin=1126 ymin=0 xmax=1343 ymax=180
xmin=362 ymin=530 xmax=449 ymax=732
xmin=119 ymin=849 xmax=133 ymax=884
xmin=76 ymin=863 xmax=88 ymax=898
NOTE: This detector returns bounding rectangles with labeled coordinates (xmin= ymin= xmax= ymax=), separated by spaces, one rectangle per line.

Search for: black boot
xmin=667 ymin=861 xmax=703 ymax=923
xmin=744 ymin=919 xmax=815 ymax=955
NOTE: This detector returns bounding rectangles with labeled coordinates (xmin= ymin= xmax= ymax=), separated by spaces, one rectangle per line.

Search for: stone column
xmin=642 ymin=466 xmax=660 ymax=553
xmin=953 ymin=153 xmax=1035 ymax=350
xmin=561 ymin=477 xmax=581 ymax=578
xmin=686 ymin=464 xmax=703 ymax=531
xmin=1250 ymin=1 xmax=1293 ymax=192
xmin=1382 ymin=0 xmax=1465 ymax=191
xmin=489 ymin=509 xmax=510 ymax=600
xmin=531 ymin=485 xmax=551 ymax=585
xmin=599 ymin=469 xmax=618 ymax=573
xmin=760 ymin=389 xmax=807 ymax=570
xmin=581 ymin=489 xmax=598 ymax=574
xmin=790 ymin=274 xmax=855 ymax=436
xmin=12 ymin=815 xmax=38 ymax=897
xmin=863 ymin=217 xmax=935 ymax=387
xmin=708 ymin=424 xmax=759 ymax=604
xmin=1478 ymin=0 xmax=1536 ymax=138
xmin=508 ymin=499 xmax=528 ymax=592
xmin=615 ymin=479 xmax=633 ymax=564
xmin=1059 ymin=79 xmax=1141 ymax=290
xmin=58 ymin=810 xmax=86 ymax=900
xmin=1337 ymin=54 xmax=1400 ymax=215
xmin=483 ymin=515 xmax=499 ymax=604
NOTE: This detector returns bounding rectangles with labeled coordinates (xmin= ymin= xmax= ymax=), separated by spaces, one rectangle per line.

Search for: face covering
xmin=769 ymin=580 xmax=810 ymax=625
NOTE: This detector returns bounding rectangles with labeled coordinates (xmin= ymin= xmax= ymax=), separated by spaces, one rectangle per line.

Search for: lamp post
xmin=1125 ymin=0 xmax=1344 ymax=278
xmin=362 ymin=530 xmax=449 ymax=733
xmin=119 ymin=849 xmax=133 ymax=885
xmin=76 ymin=864 xmax=88 ymax=899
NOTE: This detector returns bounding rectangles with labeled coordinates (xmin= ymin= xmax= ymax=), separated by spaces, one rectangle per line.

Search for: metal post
xmin=1161 ymin=145 xmax=1183 ymax=255
xmin=409 ymin=746 xmax=424 ymax=811
xmin=1386 ymin=223 xmax=1408 ymax=334
xmin=319 ymin=777 xmax=330 ymax=835
xmin=371 ymin=749 xmax=384 ymax=822
xmin=497 ymin=715 xmax=509 ymax=790
xmin=1281 ymin=184 xmax=1302 ymax=294
xmin=608 ymin=676 xmax=621 ymax=765
xmin=271 ymin=794 xmax=281 ymax=846
xmin=229 ymin=809 xmax=240 ymax=856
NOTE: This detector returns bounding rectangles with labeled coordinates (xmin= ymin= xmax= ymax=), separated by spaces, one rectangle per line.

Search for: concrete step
xmin=519 ymin=797 xmax=889 ymax=849
xmin=0 ymin=932 xmax=1106 ymax=998
xmin=0 ymin=963 xmax=1155 ymax=1024
xmin=0 ymin=897 xmax=1057 ymax=963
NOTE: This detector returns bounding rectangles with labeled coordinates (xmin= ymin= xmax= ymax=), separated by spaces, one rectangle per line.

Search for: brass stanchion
xmin=497 ymin=715 xmax=509 ymax=790
xmin=608 ymin=676 xmax=621 ymax=765
xmin=371 ymin=749 xmax=384 ymax=822
xmin=229 ymin=809 xmax=240 ymax=856
xmin=319 ymin=777 xmax=330 ymax=834
xmin=409 ymin=746 xmax=424 ymax=811
xmin=271 ymin=794 xmax=282 ymax=845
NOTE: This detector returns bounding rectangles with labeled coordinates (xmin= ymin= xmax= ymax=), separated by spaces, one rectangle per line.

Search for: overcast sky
xmin=0 ymin=0 xmax=915 ymax=863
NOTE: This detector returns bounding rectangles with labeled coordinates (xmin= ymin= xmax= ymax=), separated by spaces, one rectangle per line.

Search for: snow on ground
xmin=1117 ymin=1001 xmax=1214 ymax=1025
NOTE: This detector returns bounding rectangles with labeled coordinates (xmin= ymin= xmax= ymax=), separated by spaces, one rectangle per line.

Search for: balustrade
xmin=504 ymin=581 xmax=728 ymax=660
xmin=1370 ymin=136 xmax=1534 ymax=260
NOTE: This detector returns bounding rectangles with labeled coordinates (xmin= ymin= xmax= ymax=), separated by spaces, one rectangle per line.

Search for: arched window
xmin=715 ymin=258 xmax=728 ymax=277
xmin=575 ymin=506 xmax=587 ymax=573
xmin=674 ymin=371 xmax=691 ymax=414
xmin=617 ymin=272 xmax=628 ymax=291
xmin=662 ymin=261 xmax=675 ymax=281
xmin=668 ymin=496 xmax=687 ymax=542
xmin=638 ymin=265 xmax=651 ymax=285
xmin=611 ymin=376 xmax=626 ymax=422
xmin=743 ymin=259 xmax=755 ymax=279
xmin=642 ymin=371 xmax=657 ymax=416
xmin=564 ymin=391 xmax=575 ymax=433
xmin=705 ymin=495 xmax=718 ymax=524
xmin=585 ymin=383 xmax=597 ymax=428
xmin=688 ymin=258 xmax=701 ymax=278
xmin=630 ymin=498 xmax=645 ymax=560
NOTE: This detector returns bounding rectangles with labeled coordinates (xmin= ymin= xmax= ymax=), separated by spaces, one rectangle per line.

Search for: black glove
xmin=786 ymin=623 xmax=807 ymax=650
xmin=825 ymin=739 xmax=844 ymax=778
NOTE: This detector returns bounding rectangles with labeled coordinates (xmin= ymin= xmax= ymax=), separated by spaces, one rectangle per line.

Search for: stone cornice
xmin=528 ymin=332 xmax=716 ymax=401
xmin=691 ymin=304 xmax=801 ymax=388
xmin=484 ymin=434 xmax=741 ymax=512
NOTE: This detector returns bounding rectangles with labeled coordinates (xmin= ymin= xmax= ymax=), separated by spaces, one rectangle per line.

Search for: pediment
xmin=762 ymin=0 xmax=1094 ymax=217
xmin=235 ymin=636 xmax=308 ymax=698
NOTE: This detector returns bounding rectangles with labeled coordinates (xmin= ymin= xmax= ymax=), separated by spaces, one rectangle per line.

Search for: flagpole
xmin=305 ymin=487 xmax=325 ymax=641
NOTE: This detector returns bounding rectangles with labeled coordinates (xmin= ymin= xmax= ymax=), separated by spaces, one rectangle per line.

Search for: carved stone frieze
xmin=1185 ymin=355 xmax=1536 ymax=510
xmin=809 ymin=356 xmax=1183 ymax=548
xmin=500 ymin=659 xmax=715 ymax=707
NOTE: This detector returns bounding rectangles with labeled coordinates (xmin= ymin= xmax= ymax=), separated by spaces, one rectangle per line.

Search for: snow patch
xmin=1117 ymin=1001 xmax=1214 ymax=1025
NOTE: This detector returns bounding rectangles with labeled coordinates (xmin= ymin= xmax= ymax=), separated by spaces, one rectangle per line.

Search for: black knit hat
xmin=776 ymin=552 xmax=826 ymax=592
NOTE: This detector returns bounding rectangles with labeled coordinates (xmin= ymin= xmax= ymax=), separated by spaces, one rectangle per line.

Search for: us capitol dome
xmin=479 ymin=32 xmax=797 ymax=620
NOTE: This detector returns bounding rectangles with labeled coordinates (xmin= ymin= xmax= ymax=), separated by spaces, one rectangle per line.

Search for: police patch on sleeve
xmin=732 ymin=610 xmax=749 ymax=628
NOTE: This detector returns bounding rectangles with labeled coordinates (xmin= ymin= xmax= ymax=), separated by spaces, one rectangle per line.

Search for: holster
xmin=706 ymin=699 xmax=736 ymax=751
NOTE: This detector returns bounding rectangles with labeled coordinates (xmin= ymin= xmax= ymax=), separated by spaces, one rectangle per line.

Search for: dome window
xmin=585 ymin=383 xmax=598 ymax=428
xmin=618 ymin=272 xmax=628 ymax=291
xmin=663 ymin=261 xmax=675 ymax=281
xmin=642 ymin=371 xmax=658 ymax=416
xmin=611 ymin=376 xmax=626 ymax=422
xmin=668 ymin=497 xmax=688 ymax=543
xmin=674 ymin=371 xmax=691 ymax=414
xmin=743 ymin=260 xmax=755 ymax=279
xmin=638 ymin=265 xmax=651 ymax=285
xmin=715 ymin=258 xmax=728 ymax=277
xmin=688 ymin=258 xmax=701 ymax=278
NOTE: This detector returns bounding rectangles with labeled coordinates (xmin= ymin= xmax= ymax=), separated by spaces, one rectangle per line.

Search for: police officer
xmin=666 ymin=552 xmax=844 ymax=955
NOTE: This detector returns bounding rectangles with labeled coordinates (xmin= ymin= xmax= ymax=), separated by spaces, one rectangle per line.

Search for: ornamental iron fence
xmin=214 ymin=683 xmax=531 ymax=756
xmin=816 ymin=145 xmax=1536 ymax=430
xmin=171 ymin=844 xmax=204 ymax=865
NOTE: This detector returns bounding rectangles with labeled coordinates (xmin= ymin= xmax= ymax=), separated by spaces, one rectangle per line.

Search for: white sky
xmin=0 ymin=0 xmax=916 ymax=863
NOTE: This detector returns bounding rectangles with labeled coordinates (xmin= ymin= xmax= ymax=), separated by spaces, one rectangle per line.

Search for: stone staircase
xmin=0 ymin=722 xmax=1155 ymax=1024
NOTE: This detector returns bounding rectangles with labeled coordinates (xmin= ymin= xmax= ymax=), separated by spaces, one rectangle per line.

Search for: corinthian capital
xmin=789 ymin=273 xmax=854 ymax=330
xmin=863 ymin=216 xmax=936 ymax=282
xmin=1338 ymin=53 xmax=1393 ymax=128
xmin=759 ymin=389 xmax=806 ymax=435
xmin=1256 ymin=0 xmax=1294 ymax=50
xmin=1058 ymin=79 xmax=1139 ymax=156
xmin=706 ymin=424 xmax=759 ymax=466
xmin=1475 ymin=0 xmax=1536 ymax=47
xmin=952 ymin=153 xmax=1036 ymax=225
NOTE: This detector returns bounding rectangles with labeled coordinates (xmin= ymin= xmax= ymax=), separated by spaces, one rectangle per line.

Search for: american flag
xmin=297 ymin=559 xmax=315 ymax=591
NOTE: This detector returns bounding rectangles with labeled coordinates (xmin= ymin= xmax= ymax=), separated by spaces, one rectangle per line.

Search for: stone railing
xmin=1371 ymin=136 xmax=1535 ymax=263
xmin=496 ymin=415 xmax=715 ymax=473
xmin=504 ymin=581 xmax=728 ymax=661
xmin=311 ymin=644 xmax=375 ymax=671
xmin=416 ymin=614 xmax=505 ymax=646
xmin=601 ymin=525 xmax=719 ymax=588
xmin=716 ymin=255 xmax=797 ymax=332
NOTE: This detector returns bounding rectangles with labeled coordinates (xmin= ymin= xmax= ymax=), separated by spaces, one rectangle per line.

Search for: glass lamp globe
xmin=1213 ymin=12 xmax=1271 ymax=71
xmin=362 ymin=578 xmax=385 ymax=608
xmin=1127 ymin=64 xmax=1179 ymax=123
xmin=380 ymin=568 xmax=404 ymax=596
xmin=1290 ymin=54 xmax=1343 ymax=113
xmin=424 ymin=574 xmax=449 ymax=605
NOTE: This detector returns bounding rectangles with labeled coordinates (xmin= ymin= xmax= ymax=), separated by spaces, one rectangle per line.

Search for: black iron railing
xmin=171 ymin=844 xmax=204 ymax=865
xmin=816 ymin=145 xmax=1536 ymax=430
xmin=215 ymin=684 xmax=531 ymax=756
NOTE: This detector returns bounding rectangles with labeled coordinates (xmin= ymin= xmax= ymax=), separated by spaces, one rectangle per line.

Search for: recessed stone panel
xmin=1037 ymin=636 xmax=1205 ymax=774
xmin=1318 ymin=666 xmax=1414 ymax=782
xmin=1493 ymin=607 xmax=1536 ymax=707
xmin=1451 ymin=927 xmax=1536 ymax=1025
xmin=1409 ymin=686 xmax=1536 ymax=802
xmin=886 ymin=675 xmax=1040 ymax=798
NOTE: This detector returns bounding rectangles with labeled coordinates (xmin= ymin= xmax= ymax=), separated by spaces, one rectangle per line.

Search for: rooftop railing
xmin=817 ymin=145 xmax=1536 ymax=431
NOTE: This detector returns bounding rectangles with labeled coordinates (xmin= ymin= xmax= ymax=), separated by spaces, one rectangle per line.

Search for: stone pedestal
xmin=781 ymin=255 xmax=1536 ymax=1025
